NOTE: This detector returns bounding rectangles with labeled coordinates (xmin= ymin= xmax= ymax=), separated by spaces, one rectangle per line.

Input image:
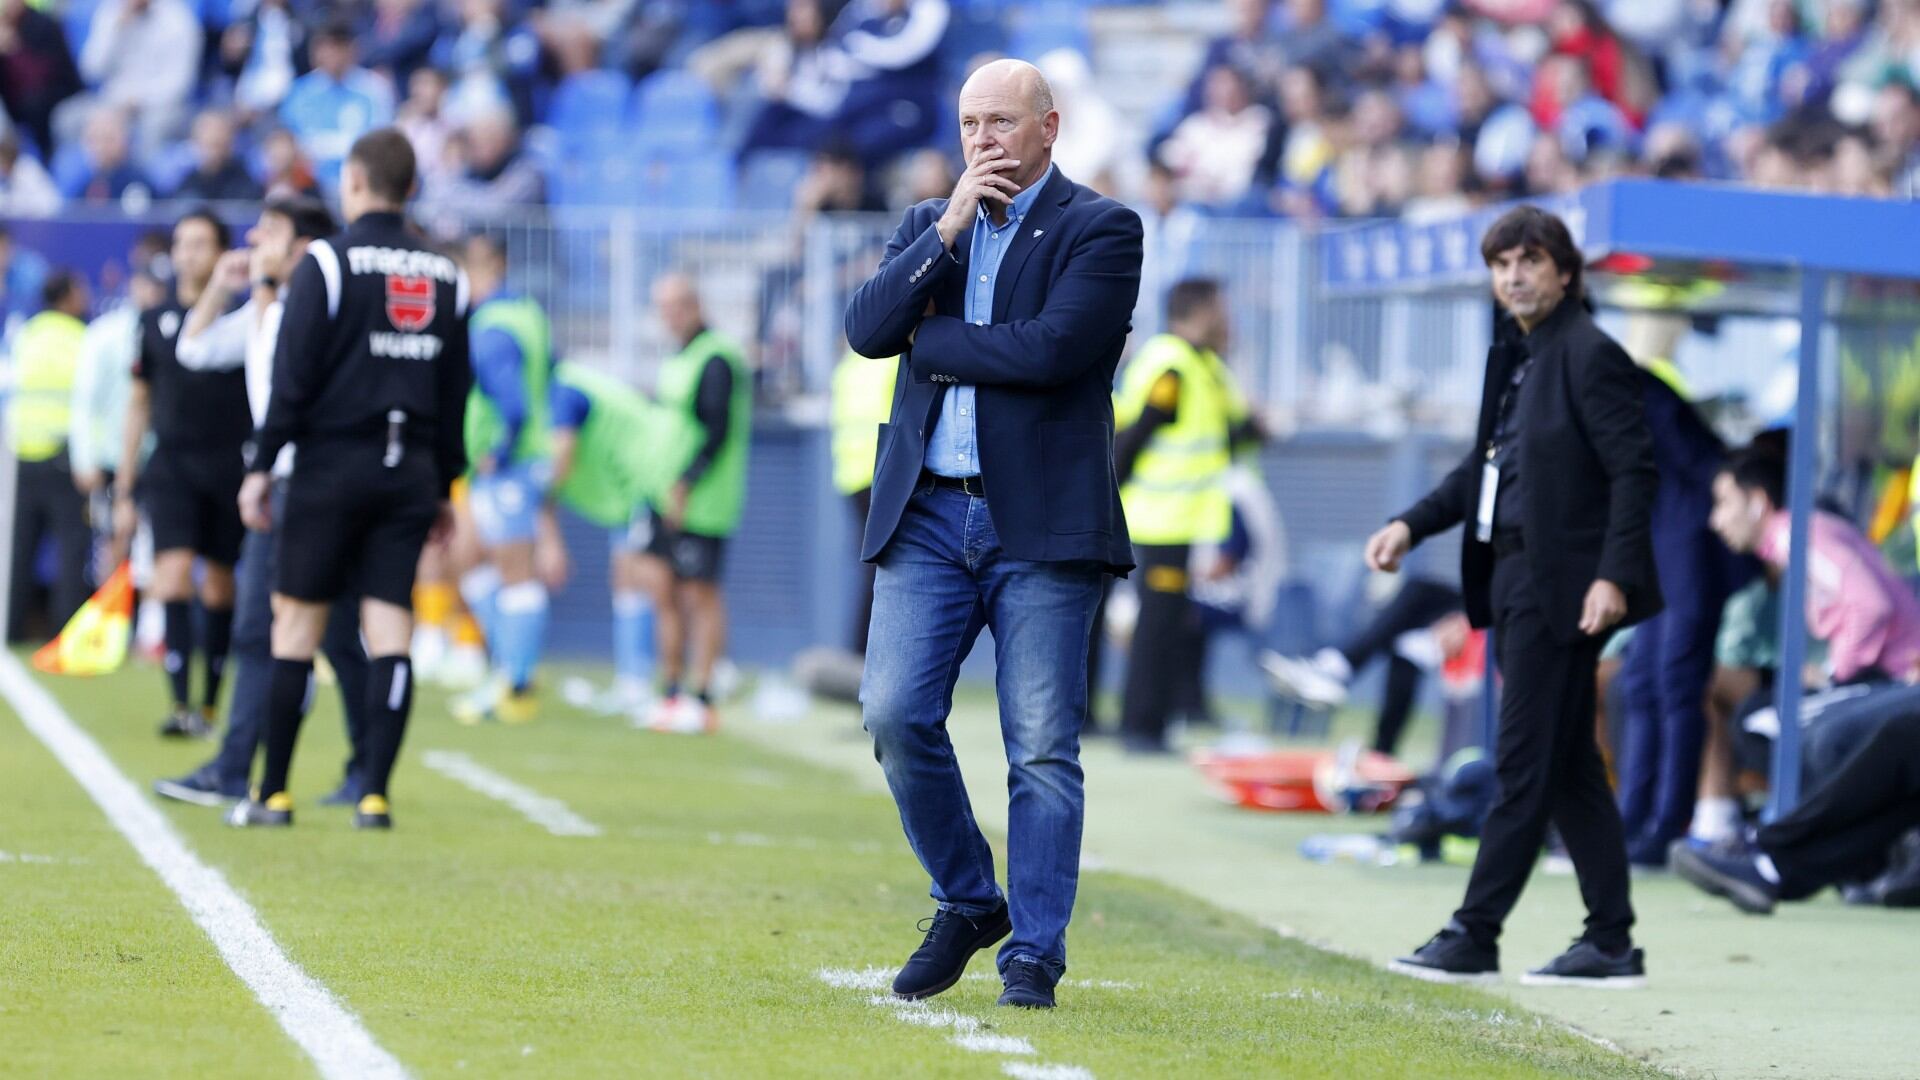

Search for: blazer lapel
xmin=991 ymin=169 xmax=1073 ymax=321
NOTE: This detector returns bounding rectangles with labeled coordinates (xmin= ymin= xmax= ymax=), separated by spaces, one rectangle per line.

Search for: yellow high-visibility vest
xmin=6 ymin=309 xmax=85 ymax=462
xmin=1114 ymin=333 xmax=1233 ymax=545
xmin=830 ymin=350 xmax=899 ymax=496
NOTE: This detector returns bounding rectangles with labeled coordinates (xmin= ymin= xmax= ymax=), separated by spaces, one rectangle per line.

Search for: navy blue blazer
xmin=844 ymin=167 xmax=1145 ymax=574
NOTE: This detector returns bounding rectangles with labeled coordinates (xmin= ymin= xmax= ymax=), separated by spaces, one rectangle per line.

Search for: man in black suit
xmin=1368 ymin=206 xmax=1661 ymax=987
xmin=843 ymin=58 xmax=1144 ymax=1011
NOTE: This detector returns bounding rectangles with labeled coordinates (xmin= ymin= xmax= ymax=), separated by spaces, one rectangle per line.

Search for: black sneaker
xmin=158 ymin=707 xmax=212 ymax=739
xmin=891 ymin=903 xmax=1012 ymax=1001
xmin=1669 ymin=837 xmax=1777 ymax=914
xmin=153 ymin=768 xmax=245 ymax=807
xmin=1520 ymin=941 xmax=1647 ymax=988
xmin=1387 ymin=926 xmax=1499 ymax=985
xmin=997 ymin=958 xmax=1056 ymax=1009
xmin=227 ymin=793 xmax=293 ymax=828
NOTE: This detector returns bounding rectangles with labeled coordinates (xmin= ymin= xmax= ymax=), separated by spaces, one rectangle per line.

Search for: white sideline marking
xmin=817 ymin=968 xmax=1085 ymax=1074
xmin=1004 ymin=1066 xmax=1095 ymax=1080
xmin=955 ymin=1032 xmax=1038 ymax=1055
xmin=816 ymin=966 xmax=894 ymax=991
xmin=420 ymin=750 xmax=603 ymax=837
xmin=0 ymin=652 xmax=406 ymax=1080
xmin=0 ymin=850 xmax=72 ymax=864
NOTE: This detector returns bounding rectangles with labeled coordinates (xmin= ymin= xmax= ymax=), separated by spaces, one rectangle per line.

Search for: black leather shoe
xmin=891 ymin=903 xmax=1012 ymax=1001
xmin=1387 ymin=925 xmax=1499 ymax=985
xmin=1520 ymin=940 xmax=1646 ymax=988
xmin=996 ymin=959 xmax=1056 ymax=1009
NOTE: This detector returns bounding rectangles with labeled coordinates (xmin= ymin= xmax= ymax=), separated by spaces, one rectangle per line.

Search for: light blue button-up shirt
xmin=924 ymin=164 xmax=1054 ymax=478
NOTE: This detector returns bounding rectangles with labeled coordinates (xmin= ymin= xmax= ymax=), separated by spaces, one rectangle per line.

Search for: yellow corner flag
xmin=33 ymin=563 xmax=135 ymax=676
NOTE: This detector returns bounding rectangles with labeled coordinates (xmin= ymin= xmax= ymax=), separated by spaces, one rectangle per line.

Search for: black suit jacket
xmin=1397 ymin=299 xmax=1663 ymax=644
xmin=843 ymin=167 xmax=1145 ymax=573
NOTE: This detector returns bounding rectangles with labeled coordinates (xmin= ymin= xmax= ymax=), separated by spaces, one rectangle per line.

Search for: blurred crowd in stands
xmin=0 ymin=0 xmax=1913 ymax=224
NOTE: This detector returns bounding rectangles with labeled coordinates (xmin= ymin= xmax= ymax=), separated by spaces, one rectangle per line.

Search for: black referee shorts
xmin=140 ymin=448 xmax=247 ymax=565
xmin=275 ymin=444 xmax=439 ymax=608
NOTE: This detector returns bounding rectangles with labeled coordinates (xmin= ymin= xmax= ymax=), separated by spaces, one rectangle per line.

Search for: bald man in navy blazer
xmin=844 ymin=58 xmax=1144 ymax=1011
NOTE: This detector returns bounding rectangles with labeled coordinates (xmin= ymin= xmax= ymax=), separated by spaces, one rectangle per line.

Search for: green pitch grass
xmin=1 ymin=659 xmax=1666 ymax=1080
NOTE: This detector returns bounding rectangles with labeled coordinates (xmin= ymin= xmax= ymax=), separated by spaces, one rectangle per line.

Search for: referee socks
xmin=203 ymin=607 xmax=233 ymax=714
xmin=258 ymin=658 xmax=316 ymax=799
xmin=163 ymin=601 xmax=194 ymax=708
xmin=362 ymin=656 xmax=414 ymax=800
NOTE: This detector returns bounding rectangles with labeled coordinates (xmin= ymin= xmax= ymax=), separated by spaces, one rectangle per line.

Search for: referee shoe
xmin=227 ymin=792 xmax=294 ymax=828
xmin=354 ymin=794 xmax=393 ymax=830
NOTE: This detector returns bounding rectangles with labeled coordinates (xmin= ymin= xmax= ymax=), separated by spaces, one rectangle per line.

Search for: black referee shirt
xmin=135 ymin=293 xmax=253 ymax=456
xmin=250 ymin=211 xmax=473 ymax=495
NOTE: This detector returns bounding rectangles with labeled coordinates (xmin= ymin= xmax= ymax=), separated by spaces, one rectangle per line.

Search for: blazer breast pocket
xmin=1039 ymin=420 xmax=1113 ymax=536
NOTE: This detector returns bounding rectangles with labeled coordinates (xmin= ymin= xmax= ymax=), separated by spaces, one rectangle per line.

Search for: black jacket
xmin=251 ymin=211 xmax=472 ymax=495
xmin=1397 ymin=299 xmax=1663 ymax=644
xmin=844 ymin=167 xmax=1145 ymax=573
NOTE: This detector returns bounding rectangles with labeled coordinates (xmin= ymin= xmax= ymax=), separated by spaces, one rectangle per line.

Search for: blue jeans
xmin=208 ymin=493 xmax=371 ymax=792
xmin=860 ymin=481 xmax=1104 ymax=982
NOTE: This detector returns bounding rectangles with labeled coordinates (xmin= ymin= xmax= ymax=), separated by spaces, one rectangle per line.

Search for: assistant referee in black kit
xmin=227 ymin=129 xmax=472 ymax=831
xmin=1369 ymin=207 xmax=1661 ymax=988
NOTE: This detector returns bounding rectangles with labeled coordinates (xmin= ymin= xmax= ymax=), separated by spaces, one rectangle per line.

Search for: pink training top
xmin=1756 ymin=510 xmax=1920 ymax=683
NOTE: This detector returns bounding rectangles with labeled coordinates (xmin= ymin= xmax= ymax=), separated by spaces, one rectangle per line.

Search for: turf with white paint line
xmin=818 ymin=968 xmax=1087 ymax=1076
xmin=0 ymin=652 xmax=407 ymax=1080
xmin=420 ymin=749 xmax=603 ymax=836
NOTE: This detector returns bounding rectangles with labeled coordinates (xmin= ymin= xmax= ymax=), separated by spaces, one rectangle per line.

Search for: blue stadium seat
xmin=736 ymin=150 xmax=811 ymax=212
xmin=1007 ymin=1 xmax=1090 ymax=59
xmin=548 ymin=71 xmax=635 ymax=151
xmin=623 ymin=150 xmax=735 ymax=212
xmin=630 ymin=70 xmax=721 ymax=151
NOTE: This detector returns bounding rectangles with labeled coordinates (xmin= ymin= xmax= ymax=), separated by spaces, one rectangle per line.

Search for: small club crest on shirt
xmin=385 ymin=275 xmax=435 ymax=331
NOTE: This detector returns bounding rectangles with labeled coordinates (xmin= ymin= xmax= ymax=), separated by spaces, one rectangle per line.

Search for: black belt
xmin=922 ymin=470 xmax=984 ymax=497
xmin=1491 ymin=531 xmax=1525 ymax=558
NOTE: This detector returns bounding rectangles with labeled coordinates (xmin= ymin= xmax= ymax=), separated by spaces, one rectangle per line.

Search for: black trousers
xmin=1453 ymin=553 xmax=1634 ymax=951
xmin=1120 ymin=544 xmax=1204 ymax=748
xmin=849 ymin=488 xmax=876 ymax=655
xmin=1339 ymin=578 xmax=1462 ymax=755
xmin=8 ymin=456 xmax=92 ymax=642
xmin=1761 ymin=708 xmax=1920 ymax=899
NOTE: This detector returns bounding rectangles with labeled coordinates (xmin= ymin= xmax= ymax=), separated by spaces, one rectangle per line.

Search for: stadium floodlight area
xmin=1318 ymin=179 xmax=1920 ymax=818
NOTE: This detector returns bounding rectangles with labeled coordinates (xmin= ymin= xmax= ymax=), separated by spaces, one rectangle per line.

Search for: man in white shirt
xmin=71 ymin=264 xmax=165 ymax=580
xmin=154 ymin=196 xmax=373 ymax=810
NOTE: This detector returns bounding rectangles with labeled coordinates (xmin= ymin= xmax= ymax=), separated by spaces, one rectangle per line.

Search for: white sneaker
xmin=437 ymin=644 xmax=488 ymax=690
xmin=595 ymin=678 xmax=655 ymax=720
xmin=645 ymin=695 xmax=717 ymax=735
xmin=1259 ymin=651 xmax=1350 ymax=709
xmin=451 ymin=677 xmax=505 ymax=726
xmin=638 ymin=694 xmax=682 ymax=731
